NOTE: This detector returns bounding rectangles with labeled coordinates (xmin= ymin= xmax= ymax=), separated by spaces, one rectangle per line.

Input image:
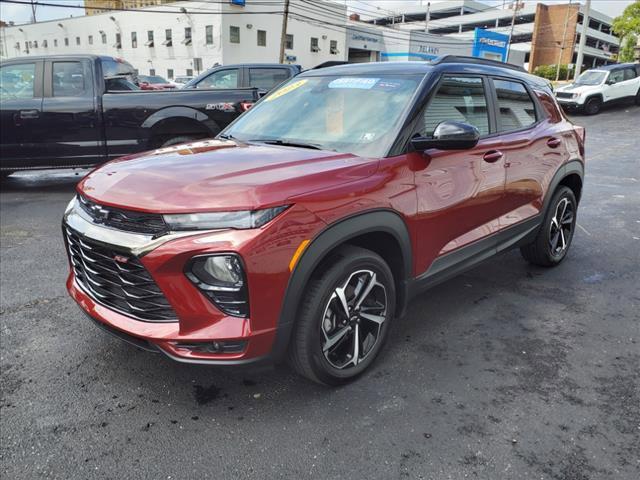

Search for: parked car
xmin=0 ymin=55 xmax=263 ymax=176
xmin=173 ymin=75 xmax=194 ymax=86
xmin=63 ymin=57 xmax=585 ymax=385
xmin=138 ymin=74 xmax=177 ymax=90
xmin=182 ymin=63 xmax=301 ymax=93
xmin=555 ymin=63 xmax=640 ymax=114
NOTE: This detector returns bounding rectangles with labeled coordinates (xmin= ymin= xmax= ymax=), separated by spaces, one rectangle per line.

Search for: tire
xmin=520 ymin=186 xmax=577 ymax=267
xmin=160 ymin=135 xmax=198 ymax=147
xmin=635 ymin=89 xmax=640 ymax=106
xmin=1 ymin=171 xmax=14 ymax=180
xmin=583 ymin=96 xmax=602 ymax=115
xmin=288 ymin=245 xmax=396 ymax=386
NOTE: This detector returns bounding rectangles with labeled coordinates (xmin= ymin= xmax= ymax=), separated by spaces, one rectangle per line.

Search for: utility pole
xmin=555 ymin=0 xmax=572 ymax=82
xmin=424 ymin=2 xmax=430 ymax=33
xmin=574 ymin=0 xmax=591 ymax=79
xmin=278 ymin=0 xmax=290 ymax=64
xmin=30 ymin=0 xmax=37 ymax=23
xmin=506 ymin=1 xmax=523 ymax=63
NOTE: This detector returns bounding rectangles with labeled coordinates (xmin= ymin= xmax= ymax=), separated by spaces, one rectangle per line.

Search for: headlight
xmin=163 ymin=206 xmax=288 ymax=231
xmin=186 ymin=254 xmax=249 ymax=317
xmin=572 ymin=93 xmax=580 ymax=99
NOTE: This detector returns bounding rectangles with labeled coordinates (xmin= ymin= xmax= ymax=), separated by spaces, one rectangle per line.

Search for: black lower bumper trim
xmin=81 ymin=309 xmax=159 ymax=353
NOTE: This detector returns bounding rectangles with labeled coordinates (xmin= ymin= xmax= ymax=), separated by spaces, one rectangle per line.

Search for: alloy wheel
xmin=549 ymin=197 xmax=574 ymax=256
xmin=320 ymin=270 xmax=387 ymax=370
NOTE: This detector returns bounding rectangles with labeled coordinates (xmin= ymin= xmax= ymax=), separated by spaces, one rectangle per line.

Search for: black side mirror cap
xmin=410 ymin=120 xmax=480 ymax=152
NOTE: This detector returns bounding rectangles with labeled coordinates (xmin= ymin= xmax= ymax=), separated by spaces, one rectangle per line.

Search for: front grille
xmin=64 ymin=225 xmax=177 ymax=322
xmin=555 ymin=92 xmax=574 ymax=99
xmin=78 ymin=195 xmax=168 ymax=236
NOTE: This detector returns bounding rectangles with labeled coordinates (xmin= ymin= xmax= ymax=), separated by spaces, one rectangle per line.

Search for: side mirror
xmin=606 ymin=78 xmax=617 ymax=85
xmin=410 ymin=121 xmax=480 ymax=151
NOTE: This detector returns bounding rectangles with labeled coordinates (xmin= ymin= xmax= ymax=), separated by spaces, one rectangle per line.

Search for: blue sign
xmin=472 ymin=28 xmax=509 ymax=62
xmin=230 ymin=0 xmax=245 ymax=6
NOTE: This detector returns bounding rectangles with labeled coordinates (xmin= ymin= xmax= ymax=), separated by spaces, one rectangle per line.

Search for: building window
xmin=205 ymin=25 xmax=213 ymax=45
xmin=230 ymin=25 xmax=240 ymax=44
xmin=34 ymin=40 xmax=38 ymax=48
xmin=330 ymin=40 xmax=338 ymax=54
xmin=310 ymin=37 xmax=319 ymax=52
xmin=88 ymin=35 xmax=93 ymax=45
xmin=149 ymin=68 xmax=156 ymax=76
xmin=115 ymin=33 xmax=122 ymax=49
xmin=167 ymin=68 xmax=174 ymax=79
xmin=43 ymin=40 xmax=48 ymax=48
xmin=146 ymin=30 xmax=154 ymax=47
xmin=76 ymin=37 xmax=80 ymax=46
xmin=16 ymin=41 xmax=20 ymax=51
xmin=186 ymin=68 xmax=193 ymax=76
xmin=257 ymin=29 xmax=266 ymax=47
xmin=183 ymin=27 xmax=192 ymax=45
xmin=54 ymin=39 xmax=58 ymax=47
xmin=131 ymin=31 xmax=137 ymax=48
xmin=193 ymin=57 xmax=203 ymax=74
xmin=285 ymin=34 xmax=293 ymax=50
xmin=163 ymin=29 xmax=172 ymax=46
xmin=101 ymin=32 xmax=107 ymax=44
xmin=64 ymin=38 xmax=69 ymax=46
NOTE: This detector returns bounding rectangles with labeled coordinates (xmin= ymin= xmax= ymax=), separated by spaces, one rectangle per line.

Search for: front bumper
xmin=556 ymin=98 xmax=583 ymax=109
xmin=63 ymin=197 xmax=321 ymax=365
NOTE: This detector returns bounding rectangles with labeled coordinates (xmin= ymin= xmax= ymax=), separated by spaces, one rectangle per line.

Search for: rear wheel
xmin=635 ymin=89 xmax=640 ymax=106
xmin=520 ymin=186 xmax=577 ymax=267
xmin=288 ymin=245 xmax=395 ymax=385
xmin=160 ymin=135 xmax=198 ymax=147
xmin=584 ymin=96 xmax=602 ymax=115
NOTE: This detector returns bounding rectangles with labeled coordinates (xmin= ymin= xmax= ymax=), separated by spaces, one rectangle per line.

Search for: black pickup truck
xmin=0 ymin=55 xmax=283 ymax=175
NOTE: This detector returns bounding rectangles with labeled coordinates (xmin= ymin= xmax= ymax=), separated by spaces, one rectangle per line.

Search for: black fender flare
xmin=270 ymin=209 xmax=413 ymax=362
xmin=142 ymin=106 xmax=221 ymax=139
xmin=542 ymin=159 xmax=584 ymax=214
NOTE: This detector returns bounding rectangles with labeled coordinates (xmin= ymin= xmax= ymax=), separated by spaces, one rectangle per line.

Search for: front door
xmin=411 ymin=75 xmax=506 ymax=273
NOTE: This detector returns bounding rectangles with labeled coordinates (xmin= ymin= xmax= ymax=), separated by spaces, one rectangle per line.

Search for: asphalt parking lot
xmin=1 ymin=104 xmax=639 ymax=479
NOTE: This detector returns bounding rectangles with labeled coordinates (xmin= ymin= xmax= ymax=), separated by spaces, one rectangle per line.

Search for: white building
xmin=0 ymin=1 xmax=349 ymax=78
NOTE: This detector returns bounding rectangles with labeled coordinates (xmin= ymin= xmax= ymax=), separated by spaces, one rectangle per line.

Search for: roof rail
xmin=432 ymin=55 xmax=527 ymax=73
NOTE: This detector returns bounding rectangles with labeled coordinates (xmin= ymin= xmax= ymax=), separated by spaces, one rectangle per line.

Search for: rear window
xmin=493 ymin=79 xmax=537 ymax=132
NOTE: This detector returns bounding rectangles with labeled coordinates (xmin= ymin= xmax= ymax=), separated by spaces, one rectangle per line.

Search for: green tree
xmin=612 ymin=0 xmax=640 ymax=53
xmin=618 ymin=34 xmax=638 ymax=62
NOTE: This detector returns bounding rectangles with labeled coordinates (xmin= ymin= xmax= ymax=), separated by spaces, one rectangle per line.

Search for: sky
xmin=0 ymin=0 xmax=635 ymax=25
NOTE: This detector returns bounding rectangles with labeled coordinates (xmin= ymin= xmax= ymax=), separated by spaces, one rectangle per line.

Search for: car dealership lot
xmin=1 ymin=106 xmax=639 ymax=479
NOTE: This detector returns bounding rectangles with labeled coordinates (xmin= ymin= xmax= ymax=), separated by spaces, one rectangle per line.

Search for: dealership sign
xmin=472 ymin=28 xmax=509 ymax=62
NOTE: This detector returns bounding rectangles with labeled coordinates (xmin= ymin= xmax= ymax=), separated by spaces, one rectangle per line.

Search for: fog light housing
xmin=186 ymin=254 xmax=249 ymax=317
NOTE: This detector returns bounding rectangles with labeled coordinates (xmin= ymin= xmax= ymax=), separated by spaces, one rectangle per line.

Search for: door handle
xmin=547 ymin=137 xmax=562 ymax=148
xmin=19 ymin=109 xmax=40 ymax=119
xmin=483 ymin=150 xmax=503 ymax=163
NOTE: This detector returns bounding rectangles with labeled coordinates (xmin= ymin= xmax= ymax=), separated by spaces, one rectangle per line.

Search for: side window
xmin=623 ymin=68 xmax=636 ymax=81
xmin=53 ymin=62 xmax=88 ymax=97
xmin=0 ymin=63 xmax=36 ymax=100
xmin=420 ymin=76 xmax=489 ymax=137
xmin=493 ymin=79 xmax=537 ymax=132
xmin=608 ymin=70 xmax=624 ymax=84
xmin=248 ymin=68 xmax=289 ymax=90
xmin=196 ymin=69 xmax=239 ymax=89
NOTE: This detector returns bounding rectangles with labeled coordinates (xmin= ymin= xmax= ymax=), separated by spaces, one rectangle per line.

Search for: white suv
xmin=555 ymin=64 xmax=640 ymax=115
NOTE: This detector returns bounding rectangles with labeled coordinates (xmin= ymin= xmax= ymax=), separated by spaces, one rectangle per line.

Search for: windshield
xmin=223 ymin=74 xmax=423 ymax=157
xmin=575 ymin=70 xmax=607 ymax=85
xmin=145 ymin=75 xmax=167 ymax=83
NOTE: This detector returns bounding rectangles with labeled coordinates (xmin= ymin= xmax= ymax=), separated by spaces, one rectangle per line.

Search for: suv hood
xmin=556 ymin=83 xmax=601 ymax=95
xmin=78 ymin=139 xmax=377 ymax=213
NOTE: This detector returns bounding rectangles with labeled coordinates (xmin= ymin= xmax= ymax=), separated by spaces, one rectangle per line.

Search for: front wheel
xmin=584 ymin=97 xmax=602 ymax=115
xmin=635 ymin=89 xmax=640 ymax=106
xmin=288 ymin=245 xmax=396 ymax=385
xmin=520 ymin=186 xmax=577 ymax=267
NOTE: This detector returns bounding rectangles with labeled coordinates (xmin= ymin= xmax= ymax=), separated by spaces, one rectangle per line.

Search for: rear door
xmin=40 ymin=58 xmax=104 ymax=167
xmin=0 ymin=60 xmax=44 ymax=170
xmin=604 ymin=69 xmax=626 ymax=101
xmin=246 ymin=67 xmax=292 ymax=93
xmin=494 ymin=77 xmax=566 ymax=227
xmin=620 ymin=67 xmax=639 ymax=97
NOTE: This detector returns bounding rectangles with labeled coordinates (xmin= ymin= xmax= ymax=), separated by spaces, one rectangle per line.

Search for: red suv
xmin=63 ymin=57 xmax=585 ymax=385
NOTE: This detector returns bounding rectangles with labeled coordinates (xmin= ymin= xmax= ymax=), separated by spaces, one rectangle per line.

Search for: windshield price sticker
xmin=265 ymin=79 xmax=308 ymax=102
xmin=328 ymin=78 xmax=379 ymax=89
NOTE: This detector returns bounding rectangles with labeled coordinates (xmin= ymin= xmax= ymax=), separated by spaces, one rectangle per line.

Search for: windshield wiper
xmin=218 ymin=133 xmax=236 ymax=140
xmin=253 ymin=139 xmax=324 ymax=150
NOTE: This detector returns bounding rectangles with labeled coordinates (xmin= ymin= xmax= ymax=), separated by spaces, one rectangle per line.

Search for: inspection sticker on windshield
xmin=264 ymin=79 xmax=308 ymax=102
xmin=328 ymin=78 xmax=379 ymax=89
